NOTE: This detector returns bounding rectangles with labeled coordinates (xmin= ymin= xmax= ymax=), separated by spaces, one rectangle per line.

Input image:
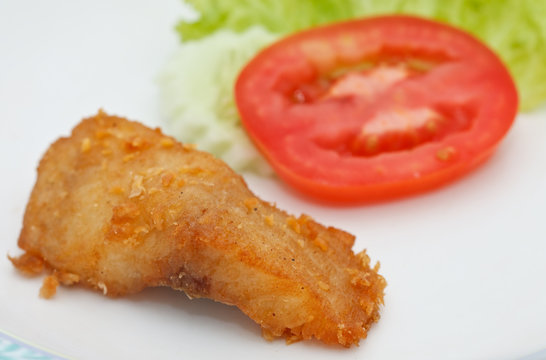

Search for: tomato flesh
xmin=235 ymin=16 xmax=518 ymax=203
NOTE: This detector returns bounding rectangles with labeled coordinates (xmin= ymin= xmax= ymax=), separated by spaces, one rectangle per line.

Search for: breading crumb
xmin=313 ymin=236 xmax=328 ymax=252
xmin=81 ymin=138 xmax=91 ymax=153
xmin=109 ymin=186 xmax=125 ymax=195
xmin=55 ymin=271 xmax=80 ymax=286
xmin=134 ymin=225 xmax=149 ymax=235
xmin=264 ymin=214 xmax=274 ymax=226
xmin=285 ymin=334 xmax=302 ymax=345
xmin=364 ymin=301 xmax=375 ymax=316
xmin=182 ymin=143 xmax=197 ymax=151
xmin=161 ymin=171 xmax=175 ymax=187
xmin=123 ymin=153 xmax=136 ymax=162
xmin=128 ymin=136 xmax=146 ymax=150
xmin=357 ymin=251 xmax=371 ymax=268
xmin=40 ymin=275 xmax=59 ymax=299
xmin=160 ymin=137 xmax=174 ymax=148
xmin=129 ymin=174 xmax=145 ymax=198
xmin=261 ymin=328 xmax=276 ymax=342
xmin=286 ymin=216 xmax=301 ymax=234
xmin=244 ymin=197 xmax=259 ymax=212
xmin=97 ymin=281 xmax=108 ymax=295
xmin=318 ymin=281 xmax=330 ymax=291
xmin=95 ymin=129 xmax=111 ymax=139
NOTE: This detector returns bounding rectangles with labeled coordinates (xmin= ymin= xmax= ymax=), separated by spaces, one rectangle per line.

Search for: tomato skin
xmin=235 ymin=15 xmax=518 ymax=203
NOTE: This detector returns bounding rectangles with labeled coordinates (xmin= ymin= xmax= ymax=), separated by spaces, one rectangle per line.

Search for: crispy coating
xmin=12 ymin=111 xmax=385 ymax=346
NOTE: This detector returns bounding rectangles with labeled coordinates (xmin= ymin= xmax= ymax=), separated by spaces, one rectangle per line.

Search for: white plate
xmin=1 ymin=1 xmax=545 ymax=359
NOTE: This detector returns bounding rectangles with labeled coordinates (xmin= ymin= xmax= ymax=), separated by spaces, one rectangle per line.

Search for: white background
xmin=1 ymin=1 xmax=546 ymax=359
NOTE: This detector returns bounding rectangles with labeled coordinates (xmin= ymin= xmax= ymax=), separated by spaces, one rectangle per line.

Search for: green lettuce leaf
xmin=175 ymin=0 xmax=361 ymax=41
xmin=176 ymin=0 xmax=546 ymax=110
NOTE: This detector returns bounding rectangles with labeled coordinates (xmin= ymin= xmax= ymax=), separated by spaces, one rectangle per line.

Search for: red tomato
xmin=235 ymin=15 xmax=518 ymax=203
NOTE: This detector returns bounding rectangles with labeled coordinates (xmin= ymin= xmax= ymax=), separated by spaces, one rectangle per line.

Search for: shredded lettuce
xmin=158 ymin=26 xmax=278 ymax=175
xmin=176 ymin=0 xmax=546 ymax=110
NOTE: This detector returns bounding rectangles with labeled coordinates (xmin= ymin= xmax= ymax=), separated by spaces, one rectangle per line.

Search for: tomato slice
xmin=235 ymin=15 xmax=518 ymax=203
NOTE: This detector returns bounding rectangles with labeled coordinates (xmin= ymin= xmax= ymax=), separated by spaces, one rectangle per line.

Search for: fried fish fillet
xmin=11 ymin=111 xmax=385 ymax=346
